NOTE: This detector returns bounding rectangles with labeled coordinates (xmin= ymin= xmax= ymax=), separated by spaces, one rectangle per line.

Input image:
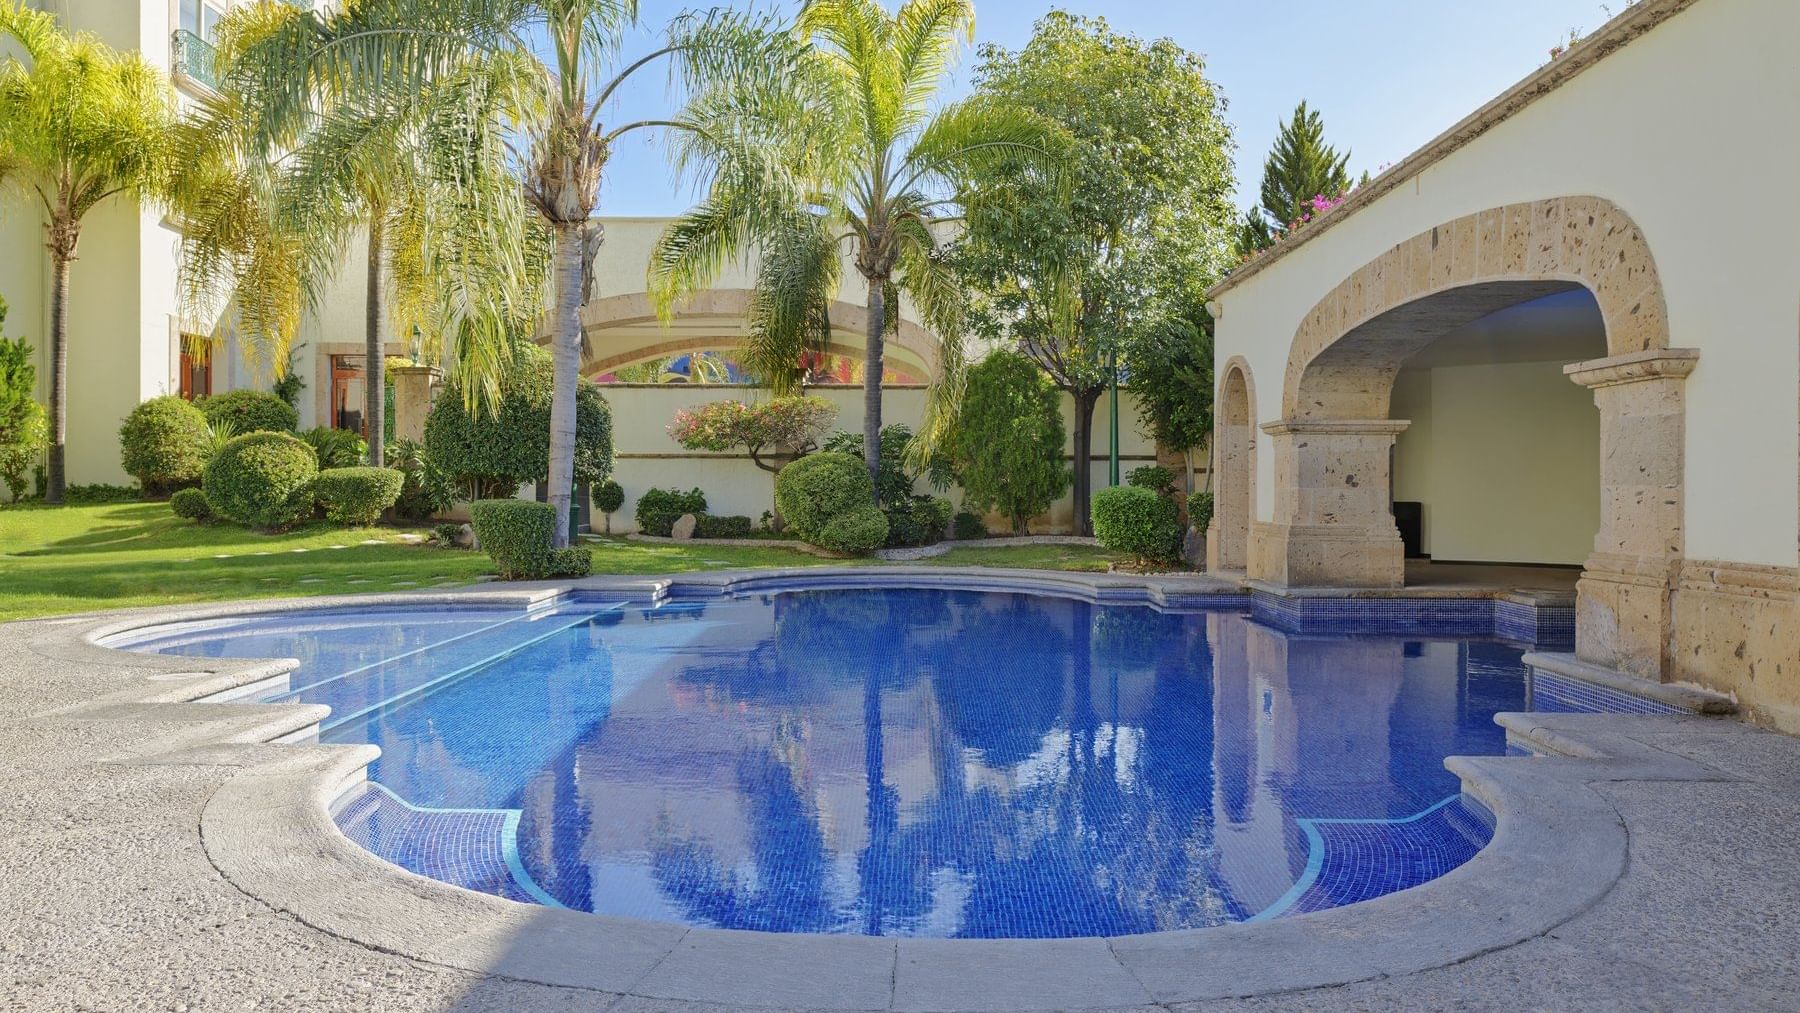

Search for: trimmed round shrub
xmin=470 ymin=499 xmax=554 ymax=579
xmin=634 ymin=487 xmax=706 ymax=537
xmin=817 ymin=504 xmax=890 ymax=556
xmin=312 ymin=467 xmax=404 ymax=526
xmin=425 ymin=347 xmax=613 ymax=498
xmin=952 ymin=510 xmax=988 ymax=541
xmin=470 ymin=498 xmax=592 ymax=579
xmin=203 ymin=431 xmax=319 ymax=530
xmin=199 ymin=389 xmax=298 ymax=434
xmin=1092 ymin=485 xmax=1181 ymax=565
xmin=774 ymin=452 xmax=871 ymax=542
xmin=594 ymin=479 xmax=625 ymax=515
xmin=1128 ymin=465 xmax=1176 ymax=495
xmin=119 ymin=395 xmax=209 ymax=496
xmin=169 ymin=486 xmax=212 ymax=521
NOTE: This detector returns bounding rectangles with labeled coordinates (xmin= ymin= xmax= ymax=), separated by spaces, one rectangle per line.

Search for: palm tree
xmin=172 ymin=2 xmax=542 ymax=469
xmin=648 ymin=0 xmax=1061 ymax=491
xmin=0 ymin=6 xmax=175 ymax=503
xmin=232 ymin=0 xmax=786 ymax=547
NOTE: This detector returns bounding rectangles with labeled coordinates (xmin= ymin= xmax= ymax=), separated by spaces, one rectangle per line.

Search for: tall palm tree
xmin=172 ymin=2 xmax=543 ymax=468
xmin=649 ymin=0 xmax=1061 ymax=490
xmin=232 ymin=0 xmax=786 ymax=547
xmin=0 ymin=5 xmax=175 ymax=503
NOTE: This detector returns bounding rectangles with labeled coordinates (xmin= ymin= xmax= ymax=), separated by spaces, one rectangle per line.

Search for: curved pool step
xmin=332 ymin=782 xmax=563 ymax=908
xmin=1250 ymin=794 xmax=1495 ymax=922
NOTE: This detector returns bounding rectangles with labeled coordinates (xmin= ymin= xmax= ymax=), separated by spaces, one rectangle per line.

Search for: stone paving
xmin=3 ymin=577 xmax=1798 ymax=1012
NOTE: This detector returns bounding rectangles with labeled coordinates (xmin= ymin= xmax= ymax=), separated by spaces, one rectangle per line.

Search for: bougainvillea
xmin=668 ymin=396 xmax=838 ymax=473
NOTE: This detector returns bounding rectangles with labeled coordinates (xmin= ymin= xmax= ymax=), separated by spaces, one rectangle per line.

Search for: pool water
xmin=118 ymin=588 xmax=1536 ymax=938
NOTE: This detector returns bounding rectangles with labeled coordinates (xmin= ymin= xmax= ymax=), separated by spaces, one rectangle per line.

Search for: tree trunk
xmin=546 ymin=220 xmax=586 ymax=549
xmin=364 ymin=214 xmax=385 ymax=467
xmin=1070 ymin=387 xmax=1102 ymax=537
xmin=45 ymin=246 xmax=70 ymax=505
xmin=861 ymin=279 xmax=885 ymax=498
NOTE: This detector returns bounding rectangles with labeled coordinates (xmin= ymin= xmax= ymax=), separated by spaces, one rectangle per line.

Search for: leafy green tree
xmin=1237 ymin=100 xmax=1352 ymax=255
xmin=949 ymin=12 xmax=1234 ymax=533
xmin=232 ymin=0 xmax=785 ymax=547
xmin=0 ymin=297 xmax=46 ymax=500
xmin=424 ymin=348 xmax=613 ymax=501
xmin=0 ymin=7 xmax=175 ymax=503
xmin=1126 ymin=310 xmax=1214 ymax=455
xmin=947 ymin=352 xmax=1069 ymax=535
xmin=648 ymin=0 xmax=1060 ymax=496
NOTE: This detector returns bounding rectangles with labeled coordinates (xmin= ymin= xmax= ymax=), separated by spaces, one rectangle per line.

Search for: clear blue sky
xmin=596 ymin=0 xmax=1619 ymax=216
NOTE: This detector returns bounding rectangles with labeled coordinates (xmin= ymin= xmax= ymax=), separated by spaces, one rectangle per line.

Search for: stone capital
xmin=1564 ymin=348 xmax=1698 ymax=390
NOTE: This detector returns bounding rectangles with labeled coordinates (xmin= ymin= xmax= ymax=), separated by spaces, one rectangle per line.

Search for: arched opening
xmin=1254 ymin=197 xmax=1697 ymax=679
xmin=1208 ymin=360 xmax=1256 ymax=573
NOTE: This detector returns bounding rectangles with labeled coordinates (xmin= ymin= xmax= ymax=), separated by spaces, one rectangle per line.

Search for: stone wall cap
xmin=1564 ymin=347 xmax=1700 ymax=387
xmin=1521 ymin=650 xmax=1737 ymax=714
xmin=1260 ymin=418 xmax=1412 ymax=437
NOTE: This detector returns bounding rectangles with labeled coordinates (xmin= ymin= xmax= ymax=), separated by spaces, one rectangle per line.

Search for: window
xmin=178 ymin=346 xmax=211 ymax=401
xmin=179 ymin=0 xmax=224 ymax=41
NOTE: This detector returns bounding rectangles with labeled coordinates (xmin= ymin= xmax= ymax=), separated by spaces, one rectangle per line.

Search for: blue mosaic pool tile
xmin=334 ymin=783 xmax=551 ymax=905
xmin=1527 ymin=667 xmax=1688 ymax=716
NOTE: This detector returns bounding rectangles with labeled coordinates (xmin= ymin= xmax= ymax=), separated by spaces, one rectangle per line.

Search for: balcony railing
xmin=170 ymin=29 xmax=218 ymax=91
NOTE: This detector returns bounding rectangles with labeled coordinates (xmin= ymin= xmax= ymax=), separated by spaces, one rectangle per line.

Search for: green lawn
xmin=0 ymin=503 xmax=1126 ymax=620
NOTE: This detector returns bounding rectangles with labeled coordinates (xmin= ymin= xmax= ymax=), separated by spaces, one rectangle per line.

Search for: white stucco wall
xmin=1212 ymin=0 xmax=1800 ymax=569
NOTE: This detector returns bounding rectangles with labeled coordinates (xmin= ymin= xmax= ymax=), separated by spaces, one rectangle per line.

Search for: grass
xmin=0 ymin=503 xmax=1129 ymax=621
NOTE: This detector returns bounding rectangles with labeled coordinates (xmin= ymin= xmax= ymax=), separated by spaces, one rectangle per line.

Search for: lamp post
xmin=1107 ymin=349 xmax=1120 ymax=487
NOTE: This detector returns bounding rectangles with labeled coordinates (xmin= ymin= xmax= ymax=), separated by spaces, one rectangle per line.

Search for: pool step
xmin=332 ymin=782 xmax=562 ymax=908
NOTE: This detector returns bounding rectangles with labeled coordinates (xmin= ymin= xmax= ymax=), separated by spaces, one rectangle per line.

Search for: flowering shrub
xmin=668 ymin=396 xmax=837 ymax=472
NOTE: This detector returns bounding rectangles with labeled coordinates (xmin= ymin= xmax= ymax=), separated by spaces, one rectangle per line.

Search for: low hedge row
xmin=470 ymin=499 xmax=591 ymax=580
xmin=635 ymin=486 xmax=706 ymax=537
xmin=312 ymin=467 xmax=404 ymax=526
xmin=694 ymin=513 xmax=755 ymax=539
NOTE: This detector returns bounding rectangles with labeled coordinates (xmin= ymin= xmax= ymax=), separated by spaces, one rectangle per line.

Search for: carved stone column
xmin=389 ymin=365 xmax=440 ymax=446
xmin=1247 ymin=419 xmax=1410 ymax=588
xmin=1564 ymin=348 xmax=1699 ymax=680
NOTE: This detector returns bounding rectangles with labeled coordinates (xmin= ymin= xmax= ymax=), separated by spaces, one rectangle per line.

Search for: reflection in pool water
xmin=121 ymin=589 xmax=1529 ymax=938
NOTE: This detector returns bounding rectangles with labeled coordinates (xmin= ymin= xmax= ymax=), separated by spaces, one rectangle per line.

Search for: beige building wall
xmin=1212 ymin=0 xmax=1799 ymax=573
xmin=1390 ymin=361 xmax=1600 ymax=565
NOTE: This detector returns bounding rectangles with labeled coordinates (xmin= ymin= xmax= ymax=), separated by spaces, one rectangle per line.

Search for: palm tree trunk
xmin=1071 ymin=386 xmax=1102 ymax=537
xmin=546 ymin=220 xmax=586 ymax=550
xmin=862 ymin=280 xmax=885 ymax=497
xmin=45 ymin=245 xmax=70 ymax=505
xmin=364 ymin=214 xmax=385 ymax=468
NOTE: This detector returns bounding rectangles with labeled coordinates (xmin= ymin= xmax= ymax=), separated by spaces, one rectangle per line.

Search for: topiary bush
xmin=952 ymin=509 xmax=988 ymax=541
xmin=426 ymin=347 xmax=613 ymax=498
xmin=1092 ymin=485 xmax=1181 ymax=565
xmin=774 ymin=452 xmax=874 ymax=546
xmin=470 ymin=498 xmax=591 ymax=579
xmin=946 ymin=352 xmax=1071 ymax=535
xmin=119 ymin=395 xmax=210 ymax=496
xmin=633 ymin=486 xmax=706 ymax=536
xmin=311 ymin=467 xmax=404 ymax=526
xmin=198 ymin=389 xmax=298 ymax=434
xmin=202 ymin=431 xmax=319 ymax=530
xmin=169 ymin=486 xmax=212 ymax=521
xmin=1128 ymin=465 xmax=1176 ymax=495
xmin=694 ymin=513 xmax=755 ymax=539
xmin=594 ymin=478 xmax=625 ymax=516
xmin=817 ymin=504 xmax=890 ymax=556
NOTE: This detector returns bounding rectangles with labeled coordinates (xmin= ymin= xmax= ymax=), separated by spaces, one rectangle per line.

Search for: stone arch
xmin=573 ymin=288 xmax=940 ymax=380
xmin=1207 ymin=357 xmax=1257 ymax=573
xmin=1254 ymin=196 xmax=1697 ymax=680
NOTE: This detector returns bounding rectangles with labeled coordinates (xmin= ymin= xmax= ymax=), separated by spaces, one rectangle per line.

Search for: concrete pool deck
xmin=4 ymin=569 xmax=1798 ymax=1011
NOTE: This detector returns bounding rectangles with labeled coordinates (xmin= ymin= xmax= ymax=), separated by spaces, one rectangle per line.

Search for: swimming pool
xmin=115 ymin=587 xmax=1547 ymax=938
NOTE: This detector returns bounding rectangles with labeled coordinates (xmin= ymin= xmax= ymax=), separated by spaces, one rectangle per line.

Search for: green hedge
xmin=203 ymin=431 xmax=319 ymax=529
xmin=634 ymin=486 xmax=706 ymax=536
xmin=311 ymin=467 xmax=404 ymax=526
xmin=817 ymin=504 xmax=890 ymax=555
xmin=470 ymin=499 xmax=590 ymax=579
xmin=774 ymin=452 xmax=871 ymax=543
xmin=425 ymin=348 xmax=613 ymax=497
xmin=885 ymin=495 xmax=953 ymax=548
xmin=1127 ymin=465 xmax=1175 ymax=495
xmin=300 ymin=426 xmax=367 ymax=469
xmin=199 ymin=389 xmax=298 ymax=434
xmin=1189 ymin=491 xmax=1215 ymax=534
xmin=952 ymin=510 xmax=988 ymax=541
xmin=694 ymin=513 xmax=755 ymax=539
xmin=119 ymin=395 xmax=210 ymax=496
xmin=169 ymin=486 xmax=211 ymax=521
xmin=1092 ymin=485 xmax=1181 ymax=565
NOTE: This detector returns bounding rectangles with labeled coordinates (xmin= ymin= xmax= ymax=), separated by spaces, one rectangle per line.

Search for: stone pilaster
xmin=390 ymin=365 xmax=440 ymax=446
xmin=1564 ymin=348 xmax=1698 ymax=680
xmin=1246 ymin=419 xmax=1410 ymax=588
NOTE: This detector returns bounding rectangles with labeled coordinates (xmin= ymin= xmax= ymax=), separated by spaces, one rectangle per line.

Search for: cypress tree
xmin=1236 ymin=102 xmax=1353 ymax=257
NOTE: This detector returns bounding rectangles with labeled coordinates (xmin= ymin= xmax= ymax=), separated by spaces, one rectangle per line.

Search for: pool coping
xmin=27 ymin=567 xmax=1740 ymax=1010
